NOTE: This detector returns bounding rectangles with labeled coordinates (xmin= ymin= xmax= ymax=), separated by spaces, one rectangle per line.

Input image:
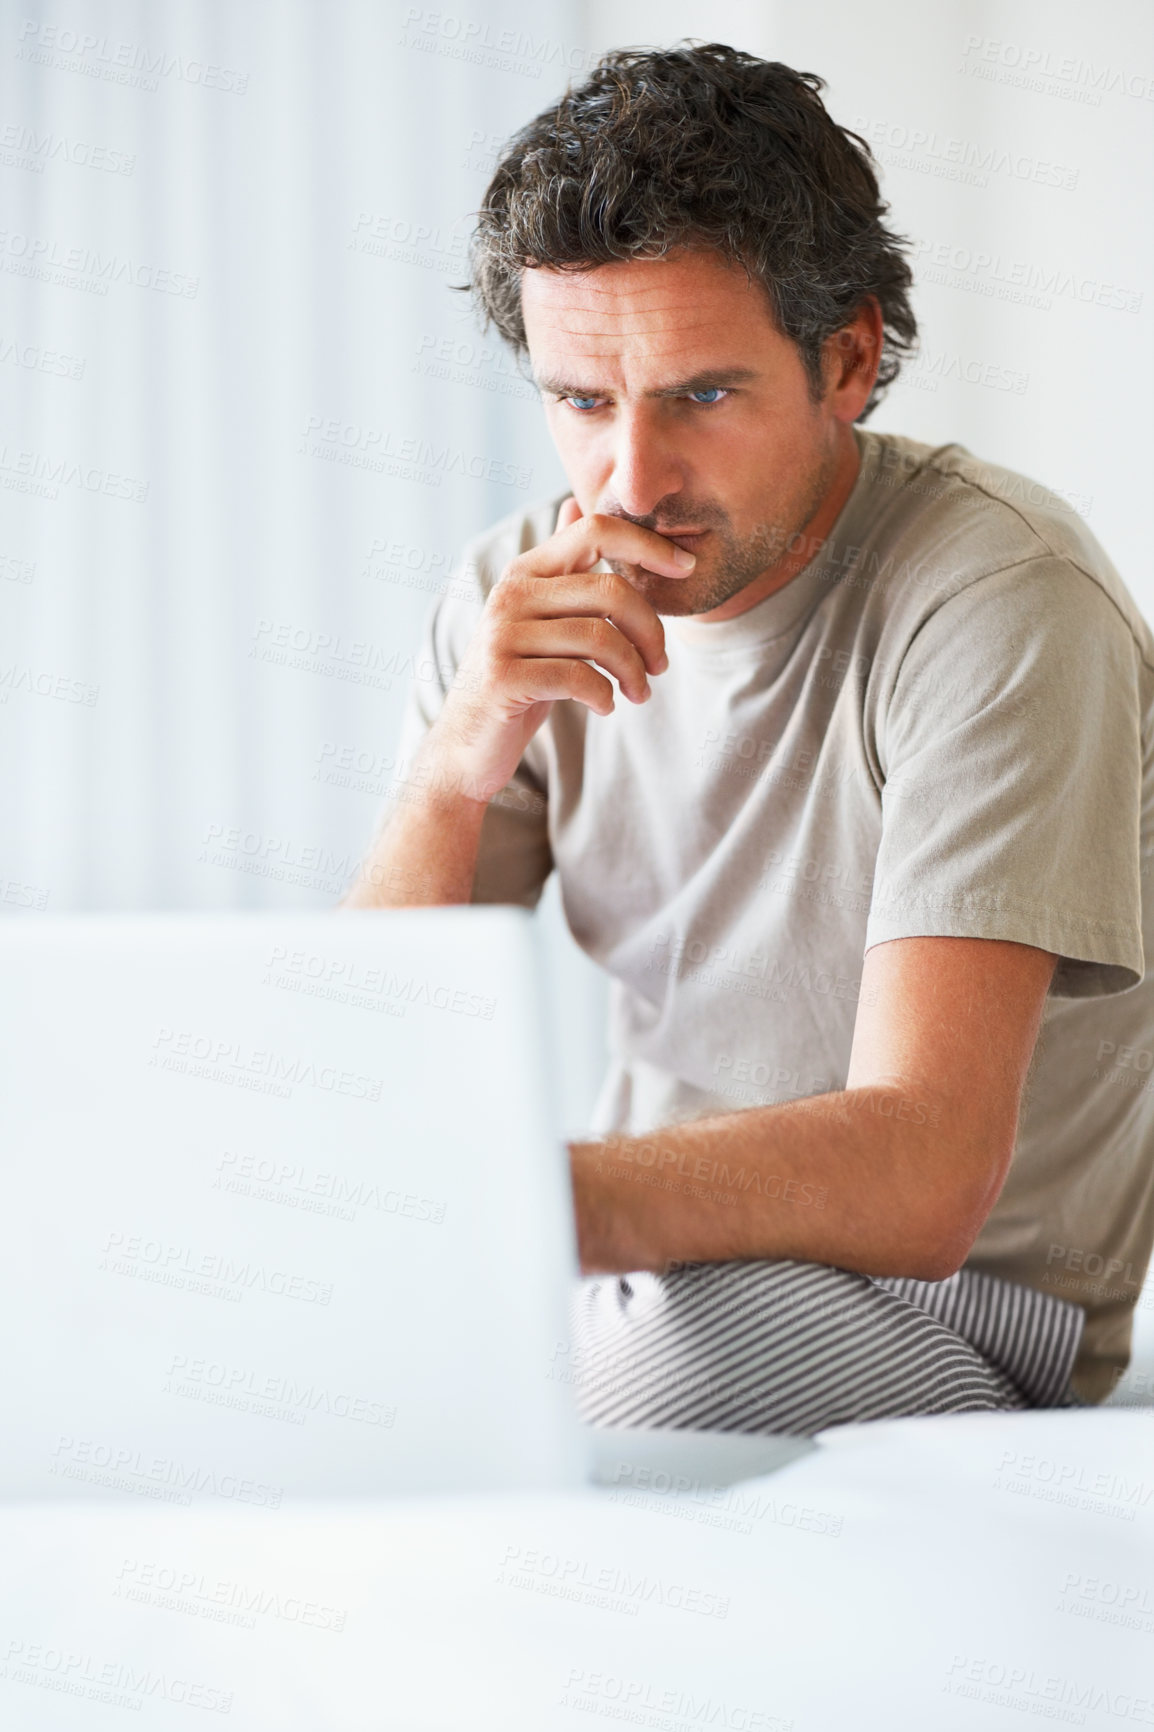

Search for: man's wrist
xmin=340 ymin=746 xmax=490 ymax=908
xmin=402 ymin=737 xmax=496 ymax=813
xmin=569 ymin=1139 xmax=657 ymax=1274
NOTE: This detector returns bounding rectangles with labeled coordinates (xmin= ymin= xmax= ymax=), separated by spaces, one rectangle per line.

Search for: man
xmin=344 ymin=44 xmax=1154 ymax=1432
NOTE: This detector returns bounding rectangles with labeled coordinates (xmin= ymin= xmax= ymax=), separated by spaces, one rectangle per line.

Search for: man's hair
xmin=467 ymin=42 xmax=917 ymax=420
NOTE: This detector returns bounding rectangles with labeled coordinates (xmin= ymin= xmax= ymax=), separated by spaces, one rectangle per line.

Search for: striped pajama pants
xmin=569 ymin=1260 xmax=1085 ymax=1436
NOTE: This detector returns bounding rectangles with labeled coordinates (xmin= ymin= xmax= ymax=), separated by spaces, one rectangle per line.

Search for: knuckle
xmin=491 ymin=563 xmax=524 ymax=601
xmin=478 ymin=616 xmax=510 ymax=661
xmin=486 ymin=586 xmax=514 ymax=623
xmin=577 ymin=615 xmax=611 ymax=650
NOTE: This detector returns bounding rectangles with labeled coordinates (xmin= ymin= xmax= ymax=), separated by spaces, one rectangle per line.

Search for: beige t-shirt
xmin=387 ymin=429 xmax=1154 ymax=1404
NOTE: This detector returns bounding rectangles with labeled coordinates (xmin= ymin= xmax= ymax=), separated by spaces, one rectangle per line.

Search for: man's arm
xmin=568 ymin=933 xmax=1057 ymax=1281
xmin=340 ymin=766 xmax=490 ymax=908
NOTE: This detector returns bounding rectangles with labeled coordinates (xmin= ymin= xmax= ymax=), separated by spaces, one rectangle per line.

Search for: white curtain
xmin=1 ymin=0 xmax=590 ymax=914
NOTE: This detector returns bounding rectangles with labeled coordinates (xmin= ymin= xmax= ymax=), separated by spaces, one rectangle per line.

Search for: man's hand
xmin=426 ymin=498 xmax=696 ymax=804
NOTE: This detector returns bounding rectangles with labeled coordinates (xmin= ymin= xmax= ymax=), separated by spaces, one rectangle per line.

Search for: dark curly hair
xmin=467 ymin=42 xmax=917 ymax=421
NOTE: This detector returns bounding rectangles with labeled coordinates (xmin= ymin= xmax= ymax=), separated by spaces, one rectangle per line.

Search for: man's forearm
xmin=340 ymin=761 xmax=488 ymax=908
xmin=568 ymin=1083 xmax=1002 ymax=1284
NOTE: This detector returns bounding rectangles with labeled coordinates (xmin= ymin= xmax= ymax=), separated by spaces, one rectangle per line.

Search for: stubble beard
xmin=604 ymin=454 xmax=839 ymax=617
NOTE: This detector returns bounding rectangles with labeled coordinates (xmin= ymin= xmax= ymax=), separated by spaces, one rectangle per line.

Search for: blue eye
xmin=566 ymin=395 xmax=601 ymax=411
xmin=688 ymin=387 xmax=726 ymax=404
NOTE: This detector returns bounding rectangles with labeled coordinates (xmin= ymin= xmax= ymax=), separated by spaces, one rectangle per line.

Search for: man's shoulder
xmin=864 ymin=429 xmax=1090 ymax=560
xmin=857 ymin=430 xmax=1151 ymax=661
xmin=457 ymin=493 xmax=568 ymax=599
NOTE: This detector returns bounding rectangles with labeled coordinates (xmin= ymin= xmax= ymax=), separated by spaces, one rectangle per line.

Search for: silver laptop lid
xmin=0 ymin=909 xmax=589 ymax=1500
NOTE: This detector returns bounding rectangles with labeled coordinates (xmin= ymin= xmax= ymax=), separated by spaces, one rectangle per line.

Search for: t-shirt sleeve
xmin=866 ymin=557 xmax=1146 ymax=997
xmin=375 ymin=577 xmax=554 ymax=910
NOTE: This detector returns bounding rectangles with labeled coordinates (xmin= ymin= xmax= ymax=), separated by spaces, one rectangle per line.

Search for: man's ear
xmin=822 ymin=297 xmax=884 ymax=421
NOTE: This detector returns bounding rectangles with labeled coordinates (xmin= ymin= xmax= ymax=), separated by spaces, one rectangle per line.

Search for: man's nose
xmin=607 ymin=412 xmax=682 ymax=519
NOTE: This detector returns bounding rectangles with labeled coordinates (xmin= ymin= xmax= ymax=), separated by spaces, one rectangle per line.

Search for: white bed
xmin=1 ymin=1404 xmax=1150 ymax=1731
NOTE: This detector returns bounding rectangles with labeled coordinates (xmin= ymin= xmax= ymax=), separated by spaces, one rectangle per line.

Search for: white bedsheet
xmin=0 ymin=1409 xmax=1150 ymax=1730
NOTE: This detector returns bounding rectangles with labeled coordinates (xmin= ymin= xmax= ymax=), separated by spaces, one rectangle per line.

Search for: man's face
xmin=522 ymin=249 xmax=854 ymax=618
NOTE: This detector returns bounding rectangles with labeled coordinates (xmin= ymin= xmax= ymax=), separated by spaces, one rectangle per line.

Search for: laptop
xmin=0 ymin=909 xmax=811 ymax=1503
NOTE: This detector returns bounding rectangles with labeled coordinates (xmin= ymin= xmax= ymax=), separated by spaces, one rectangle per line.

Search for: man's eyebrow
xmin=534 ymin=367 xmax=760 ymax=397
